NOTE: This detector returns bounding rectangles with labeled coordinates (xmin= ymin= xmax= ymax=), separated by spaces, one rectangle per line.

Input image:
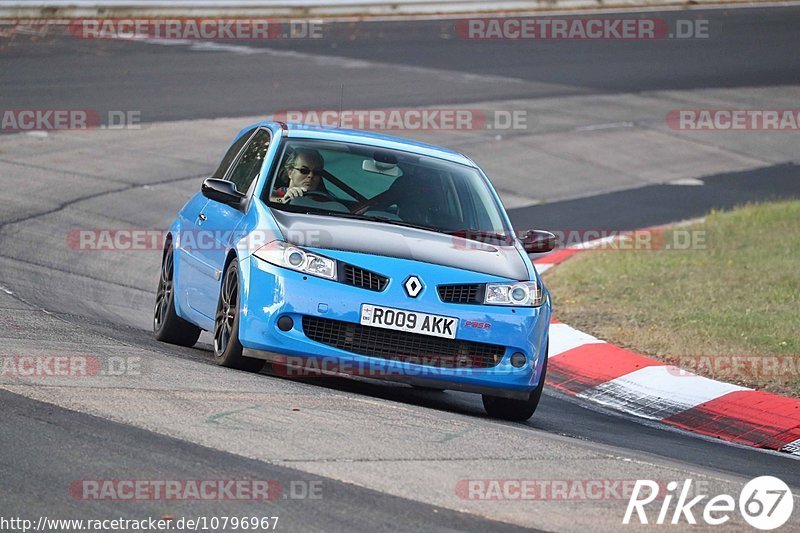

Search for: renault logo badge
xmin=404 ymin=276 xmax=423 ymax=298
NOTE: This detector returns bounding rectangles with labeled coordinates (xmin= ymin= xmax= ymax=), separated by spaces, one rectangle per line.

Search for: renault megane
xmin=154 ymin=121 xmax=555 ymax=420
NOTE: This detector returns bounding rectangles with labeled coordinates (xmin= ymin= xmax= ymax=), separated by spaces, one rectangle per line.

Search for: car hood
xmin=270 ymin=210 xmax=529 ymax=280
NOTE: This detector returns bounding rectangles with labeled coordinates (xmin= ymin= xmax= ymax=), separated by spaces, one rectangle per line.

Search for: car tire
xmin=213 ymin=260 xmax=265 ymax=373
xmin=154 ymin=241 xmax=202 ymax=347
xmin=412 ymin=385 xmax=445 ymax=392
xmin=482 ymin=345 xmax=548 ymax=421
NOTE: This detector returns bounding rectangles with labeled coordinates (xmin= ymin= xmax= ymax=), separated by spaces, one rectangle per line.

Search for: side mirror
xmin=521 ymin=230 xmax=556 ymax=254
xmin=201 ymin=178 xmax=245 ymax=207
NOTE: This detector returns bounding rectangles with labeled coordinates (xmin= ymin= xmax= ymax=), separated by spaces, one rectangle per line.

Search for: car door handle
xmin=198 ymin=213 xmax=207 ymax=221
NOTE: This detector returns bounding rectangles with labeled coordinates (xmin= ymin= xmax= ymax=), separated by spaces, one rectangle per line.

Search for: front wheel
xmin=213 ymin=260 xmax=265 ymax=373
xmin=482 ymin=346 xmax=548 ymax=421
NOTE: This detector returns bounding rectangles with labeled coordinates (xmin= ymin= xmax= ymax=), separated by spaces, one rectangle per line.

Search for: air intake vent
xmin=437 ymin=284 xmax=483 ymax=304
xmin=302 ymin=316 xmax=503 ymax=368
xmin=343 ymin=264 xmax=389 ymax=292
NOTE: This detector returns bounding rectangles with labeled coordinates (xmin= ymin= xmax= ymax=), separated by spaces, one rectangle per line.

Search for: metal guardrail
xmin=0 ymin=0 xmax=764 ymax=18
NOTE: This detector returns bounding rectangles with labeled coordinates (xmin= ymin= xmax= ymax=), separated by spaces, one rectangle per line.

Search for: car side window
xmin=226 ymin=129 xmax=272 ymax=194
xmin=213 ymin=128 xmax=256 ymax=179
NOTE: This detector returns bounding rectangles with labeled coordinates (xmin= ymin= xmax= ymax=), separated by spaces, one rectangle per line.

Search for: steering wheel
xmin=285 ymin=190 xmax=334 ymax=203
xmin=284 ymin=190 xmax=350 ymax=213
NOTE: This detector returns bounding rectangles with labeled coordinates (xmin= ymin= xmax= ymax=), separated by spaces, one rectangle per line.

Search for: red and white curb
xmin=536 ymin=240 xmax=800 ymax=456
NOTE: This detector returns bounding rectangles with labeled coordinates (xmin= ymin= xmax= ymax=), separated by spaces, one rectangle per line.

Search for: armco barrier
xmin=0 ymin=0 xmax=783 ymax=18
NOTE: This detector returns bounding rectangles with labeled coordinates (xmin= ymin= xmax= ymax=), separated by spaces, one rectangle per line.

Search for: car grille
xmin=438 ymin=284 xmax=483 ymax=304
xmin=302 ymin=316 xmax=503 ymax=368
xmin=342 ymin=264 xmax=388 ymax=292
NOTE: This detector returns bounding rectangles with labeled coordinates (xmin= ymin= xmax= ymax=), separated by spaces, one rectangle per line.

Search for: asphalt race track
xmin=1 ymin=6 xmax=799 ymax=531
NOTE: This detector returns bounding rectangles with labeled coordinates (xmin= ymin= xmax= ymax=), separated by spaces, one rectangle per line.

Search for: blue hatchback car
xmin=154 ymin=121 xmax=555 ymax=420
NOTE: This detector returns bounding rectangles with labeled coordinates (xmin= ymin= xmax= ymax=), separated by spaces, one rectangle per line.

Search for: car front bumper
xmin=238 ymin=251 xmax=550 ymax=399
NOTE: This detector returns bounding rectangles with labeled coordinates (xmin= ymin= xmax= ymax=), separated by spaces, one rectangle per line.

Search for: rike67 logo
xmin=624 ymin=476 xmax=794 ymax=530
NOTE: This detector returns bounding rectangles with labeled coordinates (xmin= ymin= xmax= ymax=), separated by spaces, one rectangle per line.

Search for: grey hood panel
xmin=270 ymin=210 xmax=529 ymax=280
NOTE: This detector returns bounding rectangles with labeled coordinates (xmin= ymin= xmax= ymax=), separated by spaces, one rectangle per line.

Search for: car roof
xmin=251 ymin=121 xmax=476 ymax=167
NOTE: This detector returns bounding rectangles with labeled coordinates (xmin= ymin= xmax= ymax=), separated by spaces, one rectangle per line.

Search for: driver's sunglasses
xmin=292 ymin=166 xmax=323 ymax=176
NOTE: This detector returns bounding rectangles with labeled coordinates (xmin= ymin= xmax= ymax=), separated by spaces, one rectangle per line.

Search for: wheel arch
xmin=162 ymin=231 xmax=174 ymax=257
xmin=223 ymin=248 xmax=239 ymax=275
xmin=221 ymin=248 xmax=242 ymax=307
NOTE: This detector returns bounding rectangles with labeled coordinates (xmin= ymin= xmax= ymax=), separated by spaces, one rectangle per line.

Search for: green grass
xmin=545 ymin=200 xmax=800 ymax=396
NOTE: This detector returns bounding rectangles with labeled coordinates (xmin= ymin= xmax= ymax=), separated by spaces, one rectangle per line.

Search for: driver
xmin=271 ymin=148 xmax=326 ymax=203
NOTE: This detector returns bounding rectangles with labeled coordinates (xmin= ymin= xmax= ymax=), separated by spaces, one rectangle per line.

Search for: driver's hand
xmin=281 ymin=186 xmax=308 ymax=203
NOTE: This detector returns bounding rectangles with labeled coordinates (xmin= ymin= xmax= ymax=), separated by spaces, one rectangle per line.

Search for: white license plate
xmin=360 ymin=304 xmax=458 ymax=340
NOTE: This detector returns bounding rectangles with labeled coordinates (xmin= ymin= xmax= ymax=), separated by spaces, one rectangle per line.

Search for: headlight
xmin=253 ymin=241 xmax=337 ymax=280
xmin=484 ymin=281 xmax=546 ymax=307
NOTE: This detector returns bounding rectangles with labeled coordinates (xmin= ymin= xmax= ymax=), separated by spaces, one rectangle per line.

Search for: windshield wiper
xmin=303 ymin=210 xmax=447 ymax=235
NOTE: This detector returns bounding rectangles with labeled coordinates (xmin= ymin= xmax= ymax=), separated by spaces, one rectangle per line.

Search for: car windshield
xmin=264 ymin=138 xmax=511 ymax=242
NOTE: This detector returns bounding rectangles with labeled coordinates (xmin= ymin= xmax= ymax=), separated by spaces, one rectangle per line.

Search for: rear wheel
xmin=213 ymin=260 xmax=265 ymax=373
xmin=154 ymin=241 xmax=202 ymax=347
xmin=482 ymin=346 xmax=548 ymax=421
